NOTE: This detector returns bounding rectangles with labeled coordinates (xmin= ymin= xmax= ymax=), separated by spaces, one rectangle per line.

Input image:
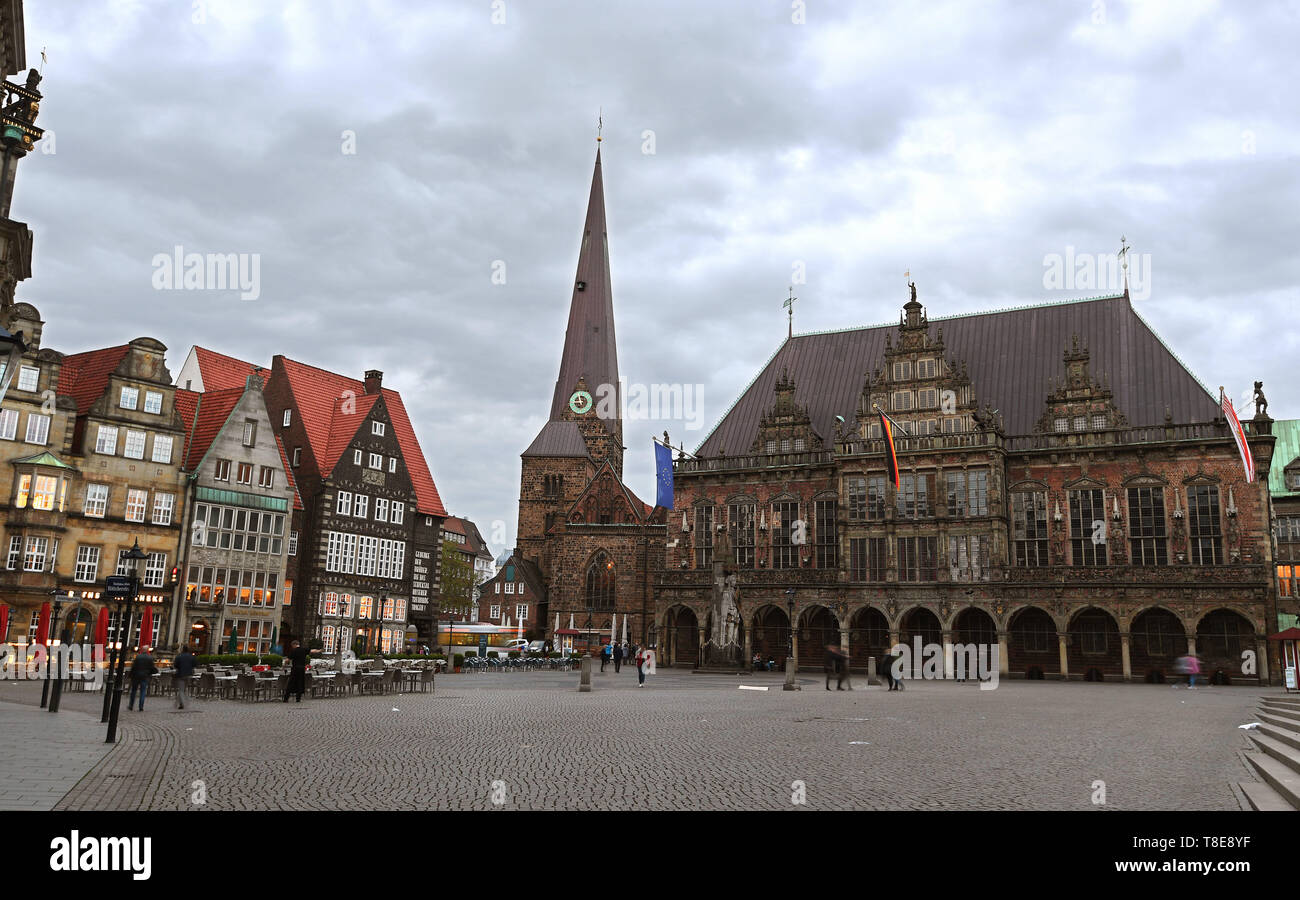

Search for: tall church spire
xmin=548 ymin=148 xmax=620 ymax=435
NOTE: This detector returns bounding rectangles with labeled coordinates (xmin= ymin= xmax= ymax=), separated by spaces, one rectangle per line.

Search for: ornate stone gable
xmin=750 ymin=368 xmax=823 ymax=453
xmin=1034 ymin=334 xmax=1128 ymax=434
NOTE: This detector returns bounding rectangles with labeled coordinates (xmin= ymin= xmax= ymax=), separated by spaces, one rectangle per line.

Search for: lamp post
xmin=49 ymin=592 xmax=82 ymax=714
xmin=785 ymin=589 xmax=796 ymax=661
xmin=105 ymin=540 xmax=147 ymax=744
xmin=40 ymin=590 xmax=64 ymax=709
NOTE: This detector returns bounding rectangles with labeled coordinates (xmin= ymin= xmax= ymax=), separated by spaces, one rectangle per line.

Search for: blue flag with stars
xmin=654 ymin=440 xmax=675 ymax=510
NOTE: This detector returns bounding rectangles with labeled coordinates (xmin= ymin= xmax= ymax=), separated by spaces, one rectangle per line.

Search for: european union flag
xmin=654 ymin=440 xmax=675 ymax=510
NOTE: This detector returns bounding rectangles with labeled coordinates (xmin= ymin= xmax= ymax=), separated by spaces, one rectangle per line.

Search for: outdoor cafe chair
xmin=380 ymin=668 xmax=398 ymax=694
xmin=197 ymin=672 xmax=216 ymax=699
xmin=418 ymin=669 xmax=434 ymax=693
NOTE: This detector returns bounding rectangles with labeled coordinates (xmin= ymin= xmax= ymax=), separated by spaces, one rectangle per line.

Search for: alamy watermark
xmin=1042 ymin=244 xmax=1151 ymax=301
xmin=889 ymin=638 xmax=999 ymax=690
xmin=151 ymin=245 xmax=261 ymax=301
xmin=0 ymin=643 xmax=106 ymax=687
xmin=578 ymin=379 xmax=705 ymax=431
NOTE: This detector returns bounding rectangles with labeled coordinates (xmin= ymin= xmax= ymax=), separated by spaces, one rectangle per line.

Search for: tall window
xmin=145 ymin=552 xmax=167 ymax=588
xmin=866 ymin=476 xmax=887 ymax=520
xmin=237 ymin=462 xmax=253 ymax=485
xmin=24 ymin=536 xmax=49 ymax=572
xmin=95 ymin=425 xmax=118 ymax=455
xmin=896 ymin=474 xmax=932 ymax=519
xmin=354 ymin=494 xmax=369 ymax=518
xmin=949 ymin=534 xmax=990 ymax=582
xmin=1069 ymin=489 xmax=1107 ymax=566
xmin=144 ymin=391 xmax=163 ymax=414
xmin=586 ymin=551 xmax=615 ymax=609
xmin=214 ymin=459 xmax=230 ymax=481
xmin=242 ymin=420 xmax=257 ymax=447
xmin=815 ymin=499 xmax=837 ymax=568
xmin=24 ymin=413 xmax=49 ymax=445
xmin=258 ymin=466 xmax=274 ymax=488
xmin=152 ymin=493 xmax=175 ymax=525
xmin=849 ymin=537 xmax=886 ymax=581
xmin=337 ymin=491 xmax=352 ymax=516
xmin=946 ymin=470 xmax=988 ymax=517
xmin=124 ymin=430 xmax=146 ymax=459
xmin=694 ymin=505 xmax=714 ymax=567
xmin=391 ymin=502 xmax=405 ymax=525
xmin=0 ymin=408 xmax=17 ymax=440
xmin=1011 ymin=492 xmax=1048 ymax=566
xmin=17 ymin=366 xmax=38 ymax=392
xmin=1127 ymin=486 xmax=1168 ymax=566
xmin=375 ymin=498 xmax=389 ymax=523
xmin=31 ymin=475 xmax=59 ymax=510
xmin=728 ymin=502 xmax=755 ymax=568
xmin=897 ymin=536 xmax=937 ymax=582
xmin=846 ymin=477 xmax=866 ymax=521
xmin=125 ymin=488 xmax=148 ymax=523
xmin=1187 ymin=485 xmax=1222 ymax=565
xmin=369 ymin=453 xmax=382 ymax=470
xmin=772 ymin=500 xmax=799 ymax=569
xmin=84 ymin=483 xmax=109 ymax=517
xmin=372 ymin=421 xmax=385 ymax=436
xmin=5 ymin=535 xmax=20 ymax=570
xmin=152 ymin=434 xmax=173 ymax=463
xmin=74 ymin=546 xmax=100 ymax=583
xmin=119 ymin=386 xmax=139 ymax=410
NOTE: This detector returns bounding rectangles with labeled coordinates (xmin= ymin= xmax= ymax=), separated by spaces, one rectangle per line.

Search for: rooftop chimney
xmin=364 ymin=369 xmax=383 ymax=395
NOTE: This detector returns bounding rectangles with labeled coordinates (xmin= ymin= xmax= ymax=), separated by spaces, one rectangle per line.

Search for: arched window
xmin=586 ymin=551 xmax=615 ymax=609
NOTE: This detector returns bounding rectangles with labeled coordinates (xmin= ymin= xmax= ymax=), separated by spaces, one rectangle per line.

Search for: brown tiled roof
xmin=522 ymin=420 xmax=589 ymax=458
xmin=544 ymin=149 xmax=619 ymax=429
xmin=59 ymin=344 xmax=130 ymax=414
xmin=696 ymin=294 xmax=1221 ymax=456
xmin=192 ymin=346 xmax=266 ymax=391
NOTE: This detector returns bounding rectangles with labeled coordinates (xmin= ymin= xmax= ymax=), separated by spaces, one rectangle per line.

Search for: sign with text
xmin=104 ymin=575 xmax=133 ymax=598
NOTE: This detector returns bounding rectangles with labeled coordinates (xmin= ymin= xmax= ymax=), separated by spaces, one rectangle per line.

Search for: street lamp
xmin=105 ymin=540 xmax=147 ymax=744
xmin=40 ymin=590 xmax=64 ymax=709
xmin=785 ymin=589 xmax=796 ymax=661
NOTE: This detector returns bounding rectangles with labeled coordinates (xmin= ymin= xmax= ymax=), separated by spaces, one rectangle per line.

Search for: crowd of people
xmin=600 ymin=641 xmax=655 ymax=686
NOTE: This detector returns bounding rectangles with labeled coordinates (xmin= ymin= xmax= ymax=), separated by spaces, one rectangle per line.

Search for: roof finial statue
xmin=910 ymin=281 xmax=917 ymax=304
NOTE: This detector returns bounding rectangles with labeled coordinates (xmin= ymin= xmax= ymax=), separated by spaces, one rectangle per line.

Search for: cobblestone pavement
xmin=0 ymin=671 xmax=1265 ymax=811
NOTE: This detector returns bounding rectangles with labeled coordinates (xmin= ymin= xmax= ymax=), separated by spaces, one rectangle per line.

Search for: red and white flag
xmin=1221 ymin=388 xmax=1255 ymax=483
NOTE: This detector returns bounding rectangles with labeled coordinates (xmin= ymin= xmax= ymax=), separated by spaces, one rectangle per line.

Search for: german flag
xmin=880 ymin=410 xmax=900 ymax=488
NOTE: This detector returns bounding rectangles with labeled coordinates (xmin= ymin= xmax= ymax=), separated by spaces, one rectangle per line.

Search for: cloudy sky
xmin=17 ymin=0 xmax=1299 ymax=556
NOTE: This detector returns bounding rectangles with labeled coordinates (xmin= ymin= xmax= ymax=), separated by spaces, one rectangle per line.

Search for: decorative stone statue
xmin=1254 ymin=382 xmax=1268 ymax=418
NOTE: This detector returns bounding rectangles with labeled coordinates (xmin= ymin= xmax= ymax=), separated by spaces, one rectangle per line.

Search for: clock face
xmin=569 ymin=390 xmax=593 ymax=414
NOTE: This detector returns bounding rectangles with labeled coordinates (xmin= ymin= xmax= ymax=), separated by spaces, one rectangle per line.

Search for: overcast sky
xmin=17 ymin=0 xmax=1299 ymax=557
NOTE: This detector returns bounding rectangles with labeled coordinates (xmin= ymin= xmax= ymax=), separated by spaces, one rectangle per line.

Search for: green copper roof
xmin=1269 ymin=419 xmax=1300 ymax=498
xmin=10 ymin=451 xmax=75 ymax=470
xmin=196 ymin=486 xmax=288 ymax=512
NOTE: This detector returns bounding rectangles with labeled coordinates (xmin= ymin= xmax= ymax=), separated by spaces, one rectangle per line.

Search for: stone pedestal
xmin=783 ymin=657 xmax=800 ymax=691
xmin=579 ymin=656 xmax=592 ymax=692
xmin=866 ymin=655 xmax=879 ymax=686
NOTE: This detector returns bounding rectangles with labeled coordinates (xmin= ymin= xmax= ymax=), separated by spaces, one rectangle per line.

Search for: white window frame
xmin=282 ymin=409 xmax=292 ymax=427
xmin=516 ymin=604 xmax=528 ymax=621
xmin=372 ymin=421 xmax=385 ymax=436
xmin=505 ymin=581 xmax=515 ymax=594
xmin=84 ymin=483 xmax=109 ymax=517
xmin=152 ymin=492 xmax=175 ymax=525
xmin=119 ymin=386 xmax=139 ymax=410
xmin=123 ymin=429 xmax=146 ymax=459
xmin=0 ymin=408 xmax=17 ymax=440
xmin=388 ymin=457 xmax=397 ymax=474
xmin=24 ymin=413 xmax=49 ymax=445
xmin=375 ymin=498 xmax=389 ymax=523
xmin=152 ymin=434 xmax=174 ymax=464
xmin=6 ymin=535 xmax=21 ymax=570
xmin=353 ymin=449 xmax=362 ymax=465
xmin=368 ymin=452 xmax=382 ymax=470
xmin=125 ymin=488 xmax=148 ymax=523
xmin=95 ymin=425 xmax=119 ymax=455
xmin=23 ymin=536 xmax=48 ymax=572
xmin=74 ymin=546 xmax=101 ymax=583
xmin=214 ymin=459 xmax=230 ymax=481
xmin=144 ymin=552 xmax=167 ymax=588
xmin=392 ymin=502 xmax=404 ymax=525
xmin=236 ymin=462 xmax=253 ymax=485
xmin=17 ymin=366 xmax=39 ymax=392
xmin=337 ymin=491 xmax=352 ymax=516
xmin=144 ymin=391 xmax=163 ymax=414
xmin=354 ymin=494 xmax=369 ymax=519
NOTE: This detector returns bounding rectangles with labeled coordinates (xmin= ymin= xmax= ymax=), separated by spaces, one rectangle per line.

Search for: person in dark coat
xmin=127 ymin=647 xmax=157 ymax=710
xmin=173 ymin=646 xmax=196 ymax=709
xmin=877 ymin=653 xmax=896 ymax=691
xmin=283 ymin=640 xmax=308 ymax=702
xmin=613 ymin=642 xmax=623 ymax=673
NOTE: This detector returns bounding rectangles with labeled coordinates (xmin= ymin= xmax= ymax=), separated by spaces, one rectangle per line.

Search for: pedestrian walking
xmin=1185 ymin=654 xmax=1202 ymax=689
xmin=127 ymin=646 xmax=156 ymax=711
xmin=613 ymin=642 xmax=623 ymax=673
xmin=173 ymin=645 xmax=196 ymax=709
xmin=876 ymin=653 xmax=894 ymax=691
xmin=600 ymin=643 xmax=610 ymax=672
xmin=283 ymin=640 xmax=308 ymax=703
xmin=636 ymin=645 xmax=647 ymax=687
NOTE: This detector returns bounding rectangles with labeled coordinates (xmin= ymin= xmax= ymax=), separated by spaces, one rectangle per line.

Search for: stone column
xmin=743 ymin=624 xmax=752 ymax=666
xmin=941 ymin=629 xmax=954 ymax=679
xmin=1257 ymin=637 xmax=1270 ymax=684
xmin=1120 ymin=632 xmax=1132 ymax=682
xmin=996 ymin=631 xmax=1009 ymax=677
xmin=1186 ymin=636 xmax=1197 ymax=656
xmin=1057 ymin=633 xmax=1069 ymax=681
xmin=697 ymin=626 xmax=706 ymax=668
xmin=888 ymin=629 xmax=900 ymax=652
xmin=579 ymin=656 xmax=592 ymax=692
xmin=840 ymin=629 xmax=851 ymax=668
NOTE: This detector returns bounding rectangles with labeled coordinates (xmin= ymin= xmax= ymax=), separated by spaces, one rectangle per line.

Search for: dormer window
xmin=1054 ymin=418 xmax=1068 ymax=433
xmin=372 ymin=421 xmax=385 ymax=436
xmin=892 ymin=361 xmax=912 ymax=381
xmin=119 ymin=387 xmax=139 ymax=410
xmin=917 ymin=359 xmax=936 ymax=378
xmin=1091 ymin=414 xmax=1106 ymax=429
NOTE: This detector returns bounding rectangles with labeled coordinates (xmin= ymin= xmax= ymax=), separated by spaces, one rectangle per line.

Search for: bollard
xmin=783 ymin=657 xmax=800 ymax=691
xmin=579 ymin=656 xmax=592 ymax=692
xmin=867 ymin=655 xmax=880 ymax=686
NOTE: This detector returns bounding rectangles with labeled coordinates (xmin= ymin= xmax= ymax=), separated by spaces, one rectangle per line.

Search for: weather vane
xmin=783 ymin=286 xmax=797 ymax=338
xmin=1118 ymin=236 xmax=1130 ymax=294
xmin=597 ymin=108 xmax=602 ymax=143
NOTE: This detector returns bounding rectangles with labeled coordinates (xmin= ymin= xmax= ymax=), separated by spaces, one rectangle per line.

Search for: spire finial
xmin=596 ymin=108 xmax=602 ymax=143
xmin=783 ymin=286 xmax=797 ymax=339
xmin=1118 ymin=235 xmax=1130 ymax=295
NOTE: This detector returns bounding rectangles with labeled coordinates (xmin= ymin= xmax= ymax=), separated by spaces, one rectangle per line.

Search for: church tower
xmin=517 ymin=149 xmax=624 ymax=574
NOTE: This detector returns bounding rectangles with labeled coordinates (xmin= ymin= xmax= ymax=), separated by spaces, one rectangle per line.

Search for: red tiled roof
xmin=275 ymin=432 xmax=303 ymax=511
xmin=59 ymin=345 xmax=130 ymax=414
xmin=276 ymin=356 xmax=447 ymax=517
xmin=321 ymin=393 xmax=379 ymax=475
xmin=179 ymin=386 xmax=242 ymax=471
xmin=193 ymin=346 xmax=266 ymax=391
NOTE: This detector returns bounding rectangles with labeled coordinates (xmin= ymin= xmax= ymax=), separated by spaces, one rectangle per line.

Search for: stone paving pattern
xmin=0 ymin=683 xmax=114 ymax=810
xmin=0 ymin=671 xmax=1265 ymax=811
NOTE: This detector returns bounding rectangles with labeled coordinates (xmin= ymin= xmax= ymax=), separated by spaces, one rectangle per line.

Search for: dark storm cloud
xmin=14 ymin=0 xmax=1299 ymax=550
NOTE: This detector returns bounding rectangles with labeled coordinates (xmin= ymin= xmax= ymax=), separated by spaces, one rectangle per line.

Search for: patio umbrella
xmin=0 ymin=604 xmax=8 ymax=643
xmin=94 ymin=608 xmax=109 ymax=648
xmin=517 ymin=615 xmax=524 ymax=640
xmin=554 ymin=612 xmax=559 ymax=637
xmin=610 ymin=616 xmax=617 ymax=644
xmin=622 ymin=615 xmax=628 ymax=645
xmin=35 ymin=601 xmax=50 ymax=646
xmin=270 ymin=625 xmax=278 ymax=652
xmin=137 ymin=605 xmax=154 ymax=651
xmin=568 ymin=613 xmax=574 ymax=630
xmin=227 ymin=622 xmax=238 ymax=654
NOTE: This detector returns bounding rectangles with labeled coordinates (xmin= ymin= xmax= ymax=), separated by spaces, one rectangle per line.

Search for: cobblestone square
xmin=0 ymin=673 xmax=1269 ymax=811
